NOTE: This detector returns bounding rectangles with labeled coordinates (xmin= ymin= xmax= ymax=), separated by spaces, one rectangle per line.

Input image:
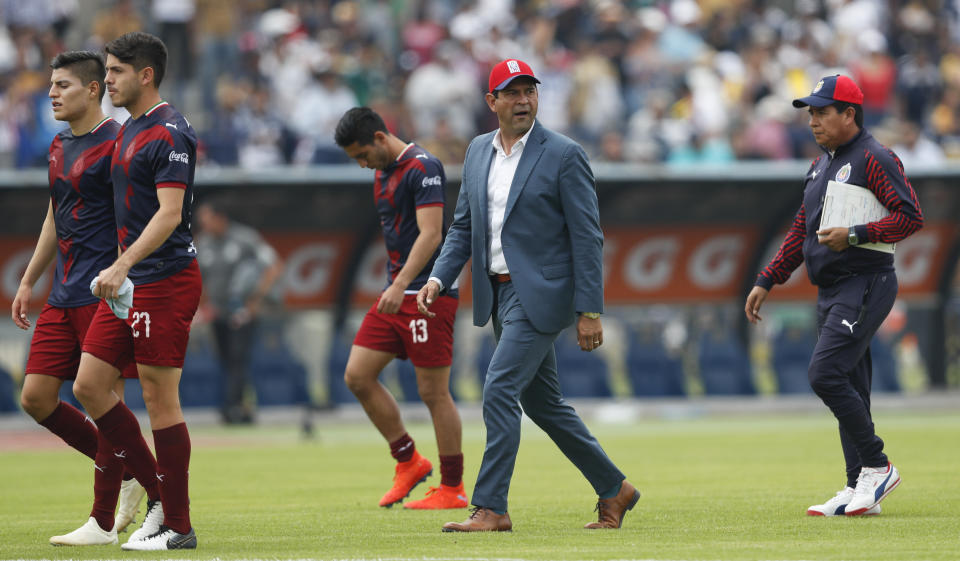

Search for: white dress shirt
xmin=487 ymin=121 xmax=536 ymax=274
xmin=428 ymin=122 xmax=536 ymax=292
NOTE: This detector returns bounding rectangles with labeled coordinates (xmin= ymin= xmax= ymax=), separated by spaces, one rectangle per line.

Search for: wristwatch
xmin=847 ymin=226 xmax=859 ymax=247
xmin=580 ymin=312 xmax=601 ymax=319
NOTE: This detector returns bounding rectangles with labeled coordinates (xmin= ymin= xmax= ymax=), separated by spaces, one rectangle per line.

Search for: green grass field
xmin=1 ymin=409 xmax=959 ymax=560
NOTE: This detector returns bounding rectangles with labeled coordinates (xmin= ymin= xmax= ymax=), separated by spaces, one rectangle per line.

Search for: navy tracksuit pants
xmin=811 ymin=271 xmax=897 ymax=488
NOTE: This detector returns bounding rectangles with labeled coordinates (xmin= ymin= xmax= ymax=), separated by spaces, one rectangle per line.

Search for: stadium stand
xmin=771 ymin=326 xmax=817 ymax=394
xmin=698 ymin=328 xmax=756 ymax=396
xmin=625 ymin=326 xmax=686 ymax=397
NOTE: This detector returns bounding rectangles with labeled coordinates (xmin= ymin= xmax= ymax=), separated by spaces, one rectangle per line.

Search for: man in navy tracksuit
xmin=745 ymin=75 xmax=923 ymax=517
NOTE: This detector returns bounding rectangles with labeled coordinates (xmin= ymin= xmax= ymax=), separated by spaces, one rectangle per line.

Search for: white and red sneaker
xmin=845 ymin=462 xmax=900 ymax=516
xmin=807 ymin=487 xmax=881 ymax=516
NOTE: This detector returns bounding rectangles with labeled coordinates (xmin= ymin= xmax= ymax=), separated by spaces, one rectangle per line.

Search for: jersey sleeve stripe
xmin=156 ymin=181 xmax=187 ymax=190
xmin=415 ymin=202 xmax=444 ymax=209
xmin=758 ymin=203 xmax=806 ymax=285
xmin=863 ymin=150 xmax=924 ymax=243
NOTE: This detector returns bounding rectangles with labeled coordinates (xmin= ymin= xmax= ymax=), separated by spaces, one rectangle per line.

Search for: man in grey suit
xmin=417 ymin=59 xmax=638 ymax=532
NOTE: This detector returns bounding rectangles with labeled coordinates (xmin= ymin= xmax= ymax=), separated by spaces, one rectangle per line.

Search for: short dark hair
xmin=832 ymin=101 xmax=864 ymax=129
xmin=334 ymin=107 xmax=388 ymax=147
xmin=50 ymin=51 xmax=106 ymax=101
xmin=104 ymin=31 xmax=167 ymax=88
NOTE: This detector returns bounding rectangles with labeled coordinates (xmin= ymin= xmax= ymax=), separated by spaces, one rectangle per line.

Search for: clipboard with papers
xmin=819 ymin=180 xmax=895 ymax=254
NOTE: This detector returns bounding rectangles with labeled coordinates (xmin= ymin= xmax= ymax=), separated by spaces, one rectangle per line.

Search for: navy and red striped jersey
xmin=111 ymin=101 xmax=197 ymax=284
xmin=757 ymin=129 xmax=923 ymax=289
xmin=374 ymin=143 xmax=454 ymax=294
xmin=47 ymin=117 xmax=121 ymax=307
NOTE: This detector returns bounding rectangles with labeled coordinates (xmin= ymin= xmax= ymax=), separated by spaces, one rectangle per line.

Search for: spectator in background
xmin=292 ymin=55 xmax=358 ymax=164
xmin=89 ymin=0 xmax=142 ymax=47
xmin=196 ymin=0 xmax=239 ymax=112
xmin=0 ymin=0 xmax=952 ymax=166
xmin=236 ymin=83 xmax=292 ymax=167
xmin=897 ymin=48 xmax=940 ymax=124
xmin=419 ymin=114 xmax=468 ymax=165
xmin=892 ymin=120 xmax=945 ymax=170
xmin=404 ymin=40 xmax=478 ymax=143
xmin=195 ymin=198 xmax=285 ymax=425
xmin=568 ymin=41 xmax=625 ymax=148
xmin=851 ymin=30 xmax=897 ymax=127
xmin=150 ymin=0 xmax=195 ymax=105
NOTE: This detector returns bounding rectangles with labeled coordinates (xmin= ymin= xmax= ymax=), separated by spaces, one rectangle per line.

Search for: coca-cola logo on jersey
xmin=168 ymin=151 xmax=189 ymax=164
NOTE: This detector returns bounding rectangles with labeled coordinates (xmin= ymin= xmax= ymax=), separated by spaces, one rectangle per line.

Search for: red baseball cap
xmin=488 ymin=59 xmax=540 ymax=93
xmin=792 ymin=74 xmax=864 ymax=108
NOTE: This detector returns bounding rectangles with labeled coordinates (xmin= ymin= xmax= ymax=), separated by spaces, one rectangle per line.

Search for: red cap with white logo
xmin=488 ymin=59 xmax=541 ymax=93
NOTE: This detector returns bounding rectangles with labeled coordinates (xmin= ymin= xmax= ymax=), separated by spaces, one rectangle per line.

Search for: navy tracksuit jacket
xmin=756 ymin=128 xmax=923 ymax=484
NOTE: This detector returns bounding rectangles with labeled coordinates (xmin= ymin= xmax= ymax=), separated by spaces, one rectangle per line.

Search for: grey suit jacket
xmin=429 ymin=121 xmax=604 ymax=333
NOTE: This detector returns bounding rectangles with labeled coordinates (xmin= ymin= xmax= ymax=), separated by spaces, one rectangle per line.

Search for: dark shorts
xmin=83 ymin=260 xmax=202 ymax=369
xmin=26 ymin=302 xmax=138 ymax=380
xmin=353 ymin=293 xmax=457 ymax=368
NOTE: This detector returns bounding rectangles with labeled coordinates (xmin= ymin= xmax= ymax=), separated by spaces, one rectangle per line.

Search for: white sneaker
xmin=807 ymin=487 xmax=881 ymax=516
xmin=846 ymin=462 xmax=900 ymax=516
xmin=114 ymin=478 xmax=146 ymax=533
xmin=49 ymin=517 xmax=118 ymax=546
xmin=120 ymin=526 xmax=196 ymax=550
xmin=126 ymin=499 xmax=163 ymax=543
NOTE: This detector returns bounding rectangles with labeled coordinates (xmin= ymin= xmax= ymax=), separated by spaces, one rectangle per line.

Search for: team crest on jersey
xmin=70 ymin=157 xmax=85 ymax=178
xmin=125 ymin=143 xmax=137 ymax=162
xmin=813 ymin=79 xmax=824 ymax=93
xmin=835 ymin=162 xmax=852 ymax=183
xmin=507 ymin=60 xmax=521 ymax=73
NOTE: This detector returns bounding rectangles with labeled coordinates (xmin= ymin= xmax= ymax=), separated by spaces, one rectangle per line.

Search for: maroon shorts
xmin=26 ymin=302 xmax=137 ymax=379
xmin=83 ymin=260 xmax=202 ymax=370
xmin=353 ymin=293 xmax=457 ymax=368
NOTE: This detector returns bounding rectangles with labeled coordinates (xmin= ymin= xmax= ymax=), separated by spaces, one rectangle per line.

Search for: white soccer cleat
xmin=120 ymin=526 xmax=196 ymax=550
xmin=49 ymin=517 xmax=118 ymax=546
xmin=114 ymin=478 xmax=146 ymax=533
xmin=807 ymin=487 xmax=881 ymax=516
xmin=845 ymin=462 xmax=900 ymax=516
xmin=125 ymin=499 xmax=163 ymax=543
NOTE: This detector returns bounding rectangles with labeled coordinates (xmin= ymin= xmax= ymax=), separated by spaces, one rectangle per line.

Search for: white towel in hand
xmin=89 ymin=276 xmax=134 ymax=319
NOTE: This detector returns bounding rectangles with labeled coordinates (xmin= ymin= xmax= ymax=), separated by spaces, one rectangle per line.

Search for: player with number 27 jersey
xmin=83 ymin=99 xmax=201 ymax=370
xmin=111 ymin=101 xmax=197 ymax=283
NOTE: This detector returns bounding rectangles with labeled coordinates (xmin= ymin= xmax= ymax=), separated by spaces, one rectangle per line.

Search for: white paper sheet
xmin=819 ymin=180 xmax=895 ymax=253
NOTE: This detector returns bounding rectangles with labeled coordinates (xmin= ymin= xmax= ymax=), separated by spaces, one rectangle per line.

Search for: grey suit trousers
xmin=470 ymin=280 xmax=625 ymax=513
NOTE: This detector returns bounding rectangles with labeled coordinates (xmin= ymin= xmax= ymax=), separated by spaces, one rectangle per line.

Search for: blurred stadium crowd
xmin=1 ymin=0 xmax=958 ymax=169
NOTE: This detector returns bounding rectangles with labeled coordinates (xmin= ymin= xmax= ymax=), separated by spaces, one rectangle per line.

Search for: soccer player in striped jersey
xmin=335 ymin=107 xmax=467 ymax=510
xmin=12 ymin=50 xmax=145 ymax=546
xmin=746 ymin=75 xmax=922 ymax=517
xmin=71 ymin=32 xmax=200 ymax=551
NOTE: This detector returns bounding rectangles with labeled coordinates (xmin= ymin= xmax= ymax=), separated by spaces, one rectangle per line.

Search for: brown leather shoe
xmin=442 ymin=507 xmax=512 ymax=532
xmin=584 ymin=480 xmax=640 ymax=529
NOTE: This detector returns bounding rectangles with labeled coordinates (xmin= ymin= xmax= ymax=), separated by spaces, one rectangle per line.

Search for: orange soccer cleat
xmin=403 ymin=483 xmax=469 ymax=510
xmin=378 ymin=452 xmax=433 ymax=507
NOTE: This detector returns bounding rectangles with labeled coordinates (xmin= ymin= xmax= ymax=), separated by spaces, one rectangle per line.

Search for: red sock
xmin=39 ymin=402 xmax=98 ymax=460
xmin=154 ymin=423 xmax=191 ymax=534
xmin=440 ymin=453 xmax=463 ymax=487
xmin=94 ymin=402 xmax=160 ymax=501
xmin=90 ymin=433 xmax=124 ymax=531
xmin=389 ymin=433 xmax=415 ymax=463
